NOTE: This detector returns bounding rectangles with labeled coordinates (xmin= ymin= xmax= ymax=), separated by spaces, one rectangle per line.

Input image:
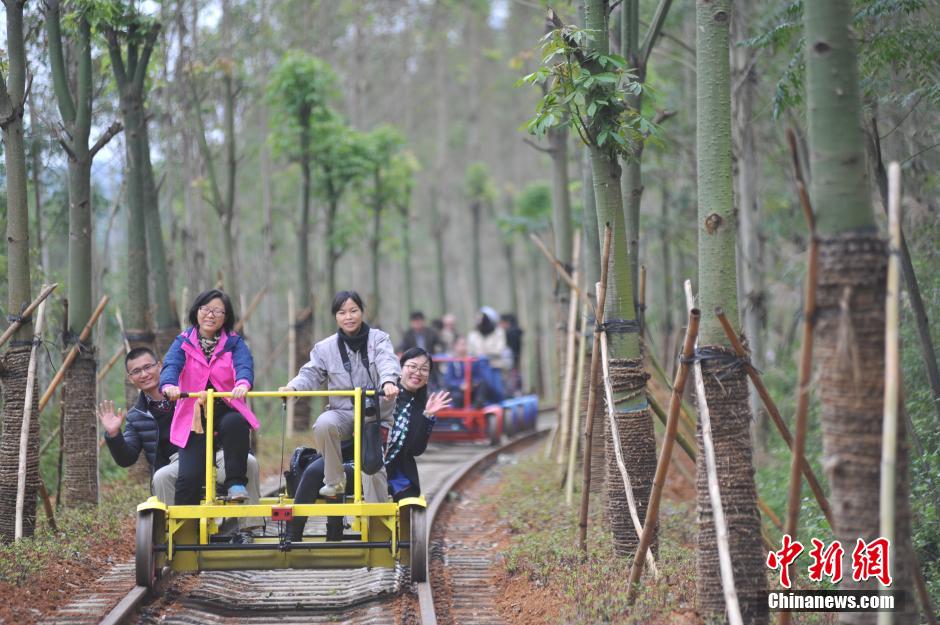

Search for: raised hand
xmin=424 ymin=390 xmax=452 ymax=417
xmin=96 ymin=400 xmax=125 ymax=437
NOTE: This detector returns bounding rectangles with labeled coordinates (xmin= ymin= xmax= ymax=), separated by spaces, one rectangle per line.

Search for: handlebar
xmin=175 ymin=388 xmax=386 ymax=399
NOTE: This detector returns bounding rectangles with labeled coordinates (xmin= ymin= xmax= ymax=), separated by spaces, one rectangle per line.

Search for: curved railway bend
xmin=38 ymin=422 xmax=551 ymax=625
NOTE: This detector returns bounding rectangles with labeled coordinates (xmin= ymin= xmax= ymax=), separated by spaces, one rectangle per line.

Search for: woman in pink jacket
xmin=160 ymin=289 xmax=258 ymax=505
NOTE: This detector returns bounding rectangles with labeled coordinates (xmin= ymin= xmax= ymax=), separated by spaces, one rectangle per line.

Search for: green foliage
xmin=497 ymin=181 xmax=552 ymax=236
xmin=266 ymin=51 xmax=340 ymax=162
xmin=464 ymin=161 xmax=496 ymax=204
xmin=518 ymin=25 xmax=652 ymax=159
xmin=745 ymin=0 xmax=940 ymax=117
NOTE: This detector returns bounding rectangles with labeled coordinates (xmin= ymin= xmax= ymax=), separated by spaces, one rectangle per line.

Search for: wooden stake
xmin=115 ymin=308 xmax=131 ymax=353
xmin=578 ymin=224 xmax=612 ymax=556
xmin=287 ymin=290 xmax=296 ymax=436
xmin=600 ymin=329 xmax=658 ymax=577
xmin=780 ymin=132 xmax=821 ymax=625
xmin=688 ymin=283 xmax=743 ymax=625
xmin=97 ymin=345 xmax=125 ymax=383
xmin=627 ymin=307 xmax=699 ymax=602
xmin=39 ymin=296 xmax=110 ymax=411
xmin=233 ymin=285 xmax=268 ymax=334
xmin=714 ymin=308 xmax=834 ymax=527
xmin=557 ymin=235 xmax=582 ymax=464
xmin=565 ymin=301 xmax=589 ymax=505
xmin=0 ymin=283 xmax=58 ymax=350
xmin=15 ymin=297 xmax=48 ymax=540
xmin=878 ymin=163 xmax=902 ymax=625
xmin=529 ymin=232 xmax=595 ymax=311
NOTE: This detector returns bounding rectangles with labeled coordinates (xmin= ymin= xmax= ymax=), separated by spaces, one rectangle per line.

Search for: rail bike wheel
xmin=486 ymin=412 xmax=502 ymax=447
xmin=409 ymin=506 xmax=427 ymax=583
xmin=136 ymin=509 xmax=165 ymax=588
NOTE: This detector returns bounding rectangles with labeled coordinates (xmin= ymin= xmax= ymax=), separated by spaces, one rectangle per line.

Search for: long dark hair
xmin=188 ymin=289 xmax=236 ymax=332
xmin=331 ymin=290 xmax=365 ymax=315
xmin=399 ymin=347 xmax=432 ymax=401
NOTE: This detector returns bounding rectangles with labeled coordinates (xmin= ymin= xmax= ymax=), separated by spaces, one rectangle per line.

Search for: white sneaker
xmin=319 ymin=476 xmax=347 ymax=498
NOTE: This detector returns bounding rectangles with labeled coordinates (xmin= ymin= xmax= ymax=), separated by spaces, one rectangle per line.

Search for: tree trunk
xmin=431 ymin=188 xmax=448 ymax=317
xmin=0 ymin=1 xmax=37 ymax=540
xmin=400 ymin=204 xmax=414 ymax=322
xmin=581 ymin=147 xmax=601 ymax=297
xmin=327 ymin=196 xmax=339 ymax=306
xmin=471 ymin=200 xmax=483 ymax=310
xmin=294 ymin=156 xmax=314 ymax=431
xmin=804 ymin=2 xmax=916 ymax=622
xmin=659 ymin=184 xmax=675 ymax=376
xmin=371 ymin=178 xmax=382 ymax=325
xmin=731 ymin=0 xmax=767 ymax=446
xmin=584 ymin=0 xmax=657 ymax=560
xmin=694 ymin=2 xmax=767 ymax=622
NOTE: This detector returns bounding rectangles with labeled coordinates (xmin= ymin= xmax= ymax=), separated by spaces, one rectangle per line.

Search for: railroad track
xmin=41 ymin=426 xmax=549 ymax=625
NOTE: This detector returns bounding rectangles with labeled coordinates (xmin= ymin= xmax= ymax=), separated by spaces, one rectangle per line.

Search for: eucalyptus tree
xmin=0 ymin=0 xmax=39 ymax=541
xmin=102 ymin=9 xmax=161 ymax=368
xmin=267 ymin=51 xmax=338 ymax=430
xmin=464 ymin=162 xmax=497 ymax=310
xmin=693 ymin=1 xmax=767 ymax=622
xmin=189 ymin=58 xmax=241 ymax=307
xmin=803 ymin=2 xmax=916 ymax=621
xmin=47 ymin=0 xmax=123 ymax=506
xmin=522 ymin=2 xmax=657 ymax=559
xmin=391 ymin=152 xmax=420 ymax=324
xmin=362 ymin=125 xmax=406 ymax=326
xmin=617 ymin=0 xmax=673 ymax=300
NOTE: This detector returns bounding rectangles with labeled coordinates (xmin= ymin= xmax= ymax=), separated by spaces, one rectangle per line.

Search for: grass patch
xmin=492 ymin=455 xmax=697 ymax=624
xmin=0 ymin=481 xmax=149 ymax=586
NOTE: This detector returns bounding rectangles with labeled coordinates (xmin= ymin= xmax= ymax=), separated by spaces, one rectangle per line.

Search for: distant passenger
xmin=160 ymin=289 xmax=258 ymax=506
xmin=467 ymin=306 xmax=509 ymax=402
xmin=438 ymin=313 xmax=458 ymax=353
xmin=398 ymin=311 xmax=444 ymax=355
xmin=97 ymin=347 xmax=261 ymax=528
xmin=280 ymin=290 xmax=400 ymax=501
xmin=500 ymin=313 xmax=523 ymax=395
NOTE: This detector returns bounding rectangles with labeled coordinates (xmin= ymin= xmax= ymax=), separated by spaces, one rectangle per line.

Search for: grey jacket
xmin=288 ymin=329 xmax=401 ymax=421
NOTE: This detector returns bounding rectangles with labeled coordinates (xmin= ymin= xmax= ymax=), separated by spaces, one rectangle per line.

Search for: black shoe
xmin=230 ymin=530 xmax=254 ymax=544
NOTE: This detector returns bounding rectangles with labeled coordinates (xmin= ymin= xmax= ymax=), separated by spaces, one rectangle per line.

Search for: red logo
xmin=766 ymin=534 xmax=804 ymax=589
xmin=807 ymin=538 xmax=844 ymax=583
xmin=851 ymin=537 xmax=892 ymax=586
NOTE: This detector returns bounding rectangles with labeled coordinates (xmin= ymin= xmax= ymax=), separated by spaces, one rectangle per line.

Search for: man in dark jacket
xmin=397 ymin=311 xmax=444 ymax=355
xmin=98 ymin=347 xmax=260 ymax=518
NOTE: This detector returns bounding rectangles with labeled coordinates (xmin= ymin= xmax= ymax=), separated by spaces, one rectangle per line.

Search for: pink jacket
xmin=159 ymin=328 xmax=259 ymax=448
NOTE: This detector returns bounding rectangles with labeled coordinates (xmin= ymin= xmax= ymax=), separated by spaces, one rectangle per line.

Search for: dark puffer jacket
xmin=103 ymin=391 xmax=177 ymax=474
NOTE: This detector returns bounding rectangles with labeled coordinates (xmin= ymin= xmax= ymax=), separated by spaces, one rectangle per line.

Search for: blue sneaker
xmin=227 ymin=484 xmax=249 ymax=502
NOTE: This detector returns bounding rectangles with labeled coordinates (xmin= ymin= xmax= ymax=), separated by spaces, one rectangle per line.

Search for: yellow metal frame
xmin=137 ymin=389 xmax=427 ymax=572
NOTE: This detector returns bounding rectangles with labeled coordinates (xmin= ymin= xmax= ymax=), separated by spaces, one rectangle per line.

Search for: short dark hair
xmin=400 ymin=347 xmax=433 ymax=368
xmin=409 ymin=311 xmax=425 ymax=321
xmin=331 ymin=290 xmax=365 ymax=316
xmin=188 ymin=289 xmax=236 ymax=332
xmin=125 ymin=346 xmax=158 ymax=370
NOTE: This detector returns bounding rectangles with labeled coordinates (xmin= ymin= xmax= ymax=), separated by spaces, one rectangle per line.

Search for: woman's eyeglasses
xmin=403 ymin=363 xmax=431 ymax=376
xmin=198 ymin=306 xmax=226 ymax=317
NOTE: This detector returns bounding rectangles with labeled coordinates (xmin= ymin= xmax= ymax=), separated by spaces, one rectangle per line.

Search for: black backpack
xmin=285 ymin=447 xmax=320 ymax=498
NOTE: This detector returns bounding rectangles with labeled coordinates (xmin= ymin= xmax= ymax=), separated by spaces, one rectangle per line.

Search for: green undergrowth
xmin=491 ymin=455 xmax=697 ymax=625
xmin=0 ymin=482 xmax=149 ymax=586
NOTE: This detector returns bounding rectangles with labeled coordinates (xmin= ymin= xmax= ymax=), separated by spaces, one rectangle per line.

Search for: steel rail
xmin=417 ymin=426 xmax=551 ymax=625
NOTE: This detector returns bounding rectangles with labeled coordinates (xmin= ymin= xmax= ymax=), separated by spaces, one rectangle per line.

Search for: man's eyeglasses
xmin=128 ymin=362 xmax=159 ymax=378
xmin=199 ymin=306 xmax=226 ymax=317
xmin=403 ymin=363 xmax=431 ymax=376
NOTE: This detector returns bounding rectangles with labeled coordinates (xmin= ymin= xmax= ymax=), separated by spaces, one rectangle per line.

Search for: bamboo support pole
xmin=565 ymin=302 xmax=589 ymax=505
xmin=233 ymin=285 xmax=268 ymax=334
xmin=878 ymin=163 xmax=902 ymax=625
xmin=15 ymin=298 xmax=48 ymax=540
xmin=626 ymin=307 xmax=700 ymax=602
xmin=13 ymin=300 xmax=52 ymax=541
xmin=39 ymin=296 xmax=110 ymax=411
xmin=714 ymin=308 xmax=834 ymax=526
xmin=529 ymin=232 xmax=596 ymax=312
xmin=115 ymin=308 xmax=131 ymax=352
xmin=0 ymin=283 xmax=58 ymax=350
xmin=557 ymin=235 xmax=582 ymax=464
xmin=97 ymin=345 xmax=125 ymax=383
xmin=688 ymin=283 xmax=743 ymax=625
xmin=600 ymin=330 xmax=658 ymax=577
xmin=780 ymin=131 xmax=821 ymax=625
xmin=645 ymin=350 xmax=699 ymax=434
xmin=578 ymin=224 xmax=612 ymax=556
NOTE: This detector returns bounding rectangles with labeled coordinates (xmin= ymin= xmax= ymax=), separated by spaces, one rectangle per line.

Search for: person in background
xmin=397 ymin=311 xmax=443 ymax=355
xmin=98 ymin=347 xmax=261 ymax=529
xmin=280 ymin=290 xmax=400 ymax=501
xmin=500 ymin=313 xmax=523 ymax=396
xmin=438 ymin=313 xmax=458 ymax=353
xmin=467 ymin=307 xmax=508 ymax=404
xmin=161 ymin=289 xmax=258 ymax=506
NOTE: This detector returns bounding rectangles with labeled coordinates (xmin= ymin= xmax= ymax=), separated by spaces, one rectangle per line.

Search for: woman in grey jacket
xmin=280 ymin=291 xmax=401 ymax=499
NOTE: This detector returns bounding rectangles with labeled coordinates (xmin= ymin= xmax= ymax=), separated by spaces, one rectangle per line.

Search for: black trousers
xmin=176 ymin=406 xmax=250 ymax=506
xmin=288 ymin=457 xmax=354 ymax=541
